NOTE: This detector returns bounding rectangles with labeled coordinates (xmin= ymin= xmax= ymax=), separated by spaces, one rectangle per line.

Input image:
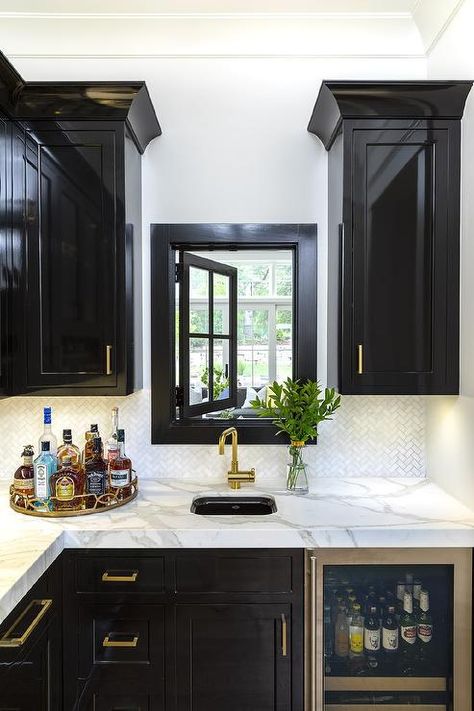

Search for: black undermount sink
xmin=191 ymin=495 xmax=277 ymax=515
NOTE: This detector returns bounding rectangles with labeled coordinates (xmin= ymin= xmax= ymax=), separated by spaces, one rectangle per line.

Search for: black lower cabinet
xmin=175 ymin=603 xmax=292 ymax=711
xmin=0 ymin=560 xmax=62 ymax=710
xmin=62 ymin=549 xmax=304 ymax=711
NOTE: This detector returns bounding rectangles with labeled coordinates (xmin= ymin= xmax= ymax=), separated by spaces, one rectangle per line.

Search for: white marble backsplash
xmin=0 ymin=390 xmax=426 ymax=481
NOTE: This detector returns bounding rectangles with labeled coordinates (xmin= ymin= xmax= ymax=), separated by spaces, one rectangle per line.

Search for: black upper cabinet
xmin=308 ymin=81 xmax=472 ymax=394
xmin=0 ymin=52 xmax=161 ymax=395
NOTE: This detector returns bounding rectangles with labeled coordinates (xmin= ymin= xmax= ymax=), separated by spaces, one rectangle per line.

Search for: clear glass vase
xmin=286 ymin=442 xmax=309 ymax=494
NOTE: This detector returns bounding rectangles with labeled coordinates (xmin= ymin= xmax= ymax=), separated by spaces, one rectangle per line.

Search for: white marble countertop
xmin=1 ymin=476 xmax=474 ymax=624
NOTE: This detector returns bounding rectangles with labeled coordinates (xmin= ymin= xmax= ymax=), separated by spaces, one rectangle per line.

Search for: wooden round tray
xmin=9 ymin=477 xmax=138 ymax=518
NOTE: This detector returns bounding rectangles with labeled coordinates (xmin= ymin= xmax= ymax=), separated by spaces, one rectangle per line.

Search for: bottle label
xmin=23 ymin=456 xmax=33 ymax=466
xmin=107 ymin=448 xmax=119 ymax=463
xmin=364 ymin=628 xmax=380 ymax=651
xmin=14 ymin=478 xmax=35 ymax=495
xmin=349 ymin=626 xmax=363 ymax=653
xmin=87 ymin=470 xmax=105 ymax=496
xmin=35 ymin=464 xmax=49 ymax=498
xmin=418 ymin=623 xmax=433 ymax=643
xmin=55 ymin=475 xmax=75 ymax=501
xmin=401 ymin=624 xmax=417 ymax=644
xmin=110 ymin=468 xmax=130 ymax=488
xmin=382 ymin=627 xmax=399 ymax=651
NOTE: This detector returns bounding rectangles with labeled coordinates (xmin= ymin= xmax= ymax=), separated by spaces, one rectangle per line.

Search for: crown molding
xmin=8 ymin=53 xmax=426 ymax=60
xmin=0 ymin=11 xmax=413 ymax=20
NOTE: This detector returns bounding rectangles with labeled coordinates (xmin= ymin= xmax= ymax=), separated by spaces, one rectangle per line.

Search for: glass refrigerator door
xmin=307 ymin=549 xmax=472 ymax=711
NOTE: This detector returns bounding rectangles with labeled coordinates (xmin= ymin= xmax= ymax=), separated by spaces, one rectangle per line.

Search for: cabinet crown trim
xmin=308 ymin=80 xmax=473 ymax=149
xmin=0 ymin=51 xmax=161 ymax=153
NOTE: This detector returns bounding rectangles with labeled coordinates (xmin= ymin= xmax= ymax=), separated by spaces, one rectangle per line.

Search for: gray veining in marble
xmin=1 ymin=477 xmax=473 ymax=624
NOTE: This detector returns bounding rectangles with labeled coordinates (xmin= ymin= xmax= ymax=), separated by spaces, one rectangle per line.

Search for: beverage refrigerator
xmin=305 ymin=549 xmax=472 ymax=710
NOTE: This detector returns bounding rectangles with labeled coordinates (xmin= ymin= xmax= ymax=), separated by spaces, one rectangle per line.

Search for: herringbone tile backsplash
xmin=0 ymin=390 xmax=426 ymax=481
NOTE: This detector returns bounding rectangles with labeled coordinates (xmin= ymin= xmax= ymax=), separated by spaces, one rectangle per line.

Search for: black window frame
xmin=151 ymin=223 xmax=318 ymax=444
xmin=180 ymin=251 xmax=238 ymax=418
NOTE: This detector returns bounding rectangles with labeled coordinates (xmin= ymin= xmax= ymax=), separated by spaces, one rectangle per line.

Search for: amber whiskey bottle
xmin=109 ymin=429 xmax=132 ymax=500
xmin=57 ymin=429 xmax=81 ymax=468
xmin=83 ymin=424 xmax=100 ymax=464
xmin=50 ymin=455 xmax=86 ymax=512
xmin=13 ymin=445 xmax=35 ymax=497
xmin=85 ymin=437 xmax=107 ymax=497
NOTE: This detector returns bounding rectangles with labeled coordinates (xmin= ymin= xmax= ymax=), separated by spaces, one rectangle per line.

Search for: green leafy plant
xmin=251 ymin=378 xmax=341 ymax=443
xmin=201 ymin=365 xmax=229 ymax=400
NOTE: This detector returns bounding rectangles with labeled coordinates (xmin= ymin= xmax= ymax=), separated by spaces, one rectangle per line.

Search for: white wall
xmin=0 ymin=53 xmax=429 ymax=481
xmin=425 ymin=0 xmax=474 ymax=504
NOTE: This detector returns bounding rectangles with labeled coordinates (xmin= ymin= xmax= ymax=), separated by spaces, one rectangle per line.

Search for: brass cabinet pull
xmin=357 ymin=344 xmax=363 ymax=374
xmin=102 ymin=570 xmax=138 ymax=583
xmin=106 ymin=345 xmax=113 ymax=375
xmin=103 ymin=633 xmax=139 ymax=648
xmin=0 ymin=599 xmax=52 ymax=648
xmin=281 ymin=613 xmax=288 ymax=657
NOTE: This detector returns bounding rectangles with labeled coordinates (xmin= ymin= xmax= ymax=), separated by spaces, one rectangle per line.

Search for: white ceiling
xmin=0 ymin=0 xmax=465 ymax=56
xmin=0 ymin=0 xmax=421 ymax=14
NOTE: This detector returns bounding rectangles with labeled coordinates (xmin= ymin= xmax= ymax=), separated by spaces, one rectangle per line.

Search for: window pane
xmin=212 ymin=339 xmax=230 ymax=402
xmin=238 ymin=309 xmax=269 ymax=388
xmin=276 ymin=307 xmax=293 ymax=381
xmin=238 ymin=264 xmax=270 ymax=297
xmin=214 ymin=273 xmax=229 ymax=335
xmin=189 ymin=266 xmax=209 ymax=333
xmin=275 ymin=263 xmax=292 ymax=297
xmin=189 ymin=337 xmax=209 ymax=404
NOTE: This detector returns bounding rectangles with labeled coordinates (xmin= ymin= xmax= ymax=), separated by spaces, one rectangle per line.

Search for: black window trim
xmin=151 ymin=223 xmax=318 ymax=444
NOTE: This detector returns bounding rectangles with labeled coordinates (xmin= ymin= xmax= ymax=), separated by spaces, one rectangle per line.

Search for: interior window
xmin=176 ymin=249 xmax=294 ymax=421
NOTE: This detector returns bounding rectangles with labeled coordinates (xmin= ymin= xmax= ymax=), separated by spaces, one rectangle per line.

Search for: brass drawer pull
xmin=357 ymin=344 xmax=363 ymax=374
xmin=102 ymin=570 xmax=138 ymax=583
xmin=281 ymin=613 xmax=287 ymax=657
xmin=0 ymin=599 xmax=52 ymax=648
xmin=106 ymin=345 xmax=113 ymax=375
xmin=103 ymin=633 xmax=139 ymax=648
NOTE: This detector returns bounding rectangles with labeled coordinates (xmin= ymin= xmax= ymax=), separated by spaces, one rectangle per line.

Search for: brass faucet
xmin=218 ymin=427 xmax=256 ymax=490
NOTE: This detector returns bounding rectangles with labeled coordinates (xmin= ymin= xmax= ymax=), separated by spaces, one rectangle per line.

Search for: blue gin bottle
xmin=33 ymin=441 xmax=56 ymax=501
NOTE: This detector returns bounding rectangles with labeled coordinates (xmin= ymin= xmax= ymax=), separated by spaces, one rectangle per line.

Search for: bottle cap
xmin=63 ymin=429 xmax=72 ymax=441
xmin=43 ymin=406 xmax=52 ymax=424
xmin=22 ymin=445 xmax=34 ymax=457
xmin=369 ymin=605 xmax=377 ymax=614
xmin=41 ymin=441 xmax=50 ymax=451
xmin=90 ymin=424 xmax=98 ymax=432
xmin=117 ymin=429 xmax=125 ymax=443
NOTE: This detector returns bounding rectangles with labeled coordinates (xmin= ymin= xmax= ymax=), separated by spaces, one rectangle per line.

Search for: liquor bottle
xmin=364 ymin=604 xmax=381 ymax=667
xmin=86 ymin=437 xmax=107 ymax=497
xmin=349 ymin=603 xmax=364 ymax=657
xmin=417 ymin=589 xmax=433 ymax=667
xmin=50 ymin=455 xmax=85 ymax=512
xmin=105 ymin=407 xmax=120 ymax=462
xmin=108 ymin=429 xmax=132 ymax=500
xmin=323 ymin=604 xmax=334 ymax=672
xmin=413 ymin=579 xmax=422 ymax=609
xmin=399 ymin=591 xmax=417 ymax=674
xmin=382 ymin=605 xmax=399 ymax=656
xmin=38 ymin=406 xmax=58 ymax=458
xmin=13 ymin=445 xmax=35 ymax=497
xmin=83 ymin=424 xmax=100 ymax=464
xmin=34 ymin=441 xmax=56 ymax=500
xmin=334 ymin=606 xmax=349 ymax=658
xmin=57 ymin=429 xmax=81 ymax=468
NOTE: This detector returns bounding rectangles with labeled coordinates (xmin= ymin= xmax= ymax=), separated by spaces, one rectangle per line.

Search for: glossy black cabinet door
xmin=22 ymin=126 xmax=117 ymax=390
xmin=0 ymin=560 xmax=62 ymax=710
xmin=175 ymin=603 xmax=292 ymax=711
xmin=0 ymin=114 xmax=8 ymax=395
xmin=309 ymin=81 xmax=471 ymax=395
xmin=347 ymin=125 xmax=458 ymax=394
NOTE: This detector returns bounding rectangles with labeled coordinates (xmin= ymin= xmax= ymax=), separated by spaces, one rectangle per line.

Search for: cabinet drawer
xmin=76 ymin=556 xmax=165 ymax=593
xmin=85 ymin=691 xmax=164 ymax=711
xmin=175 ymin=552 xmax=293 ymax=593
xmin=78 ymin=604 xmax=165 ymax=678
